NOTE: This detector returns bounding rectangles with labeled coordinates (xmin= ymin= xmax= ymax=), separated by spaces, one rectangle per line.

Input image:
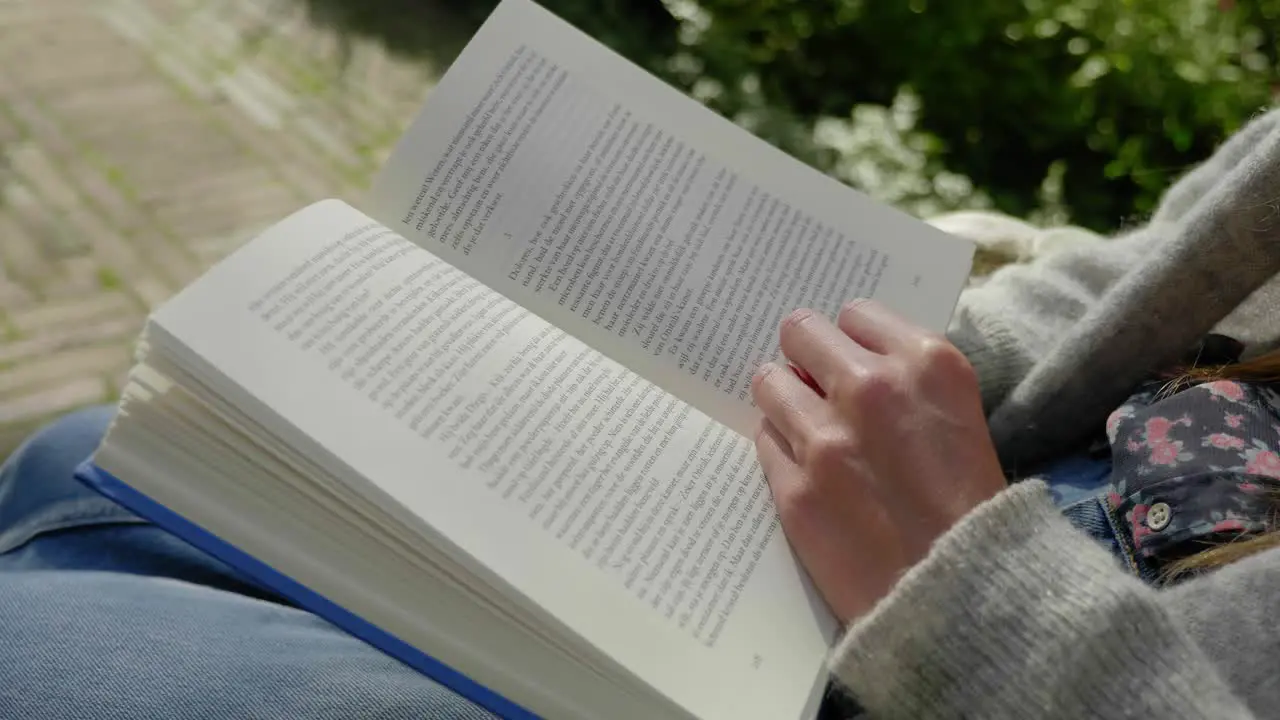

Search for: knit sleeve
xmin=946 ymin=108 xmax=1280 ymax=416
xmin=947 ymin=230 xmax=1148 ymax=412
xmin=828 ymin=481 xmax=1262 ymax=720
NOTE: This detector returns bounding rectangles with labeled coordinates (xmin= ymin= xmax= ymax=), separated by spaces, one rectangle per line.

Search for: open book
xmin=75 ymin=1 xmax=975 ymax=718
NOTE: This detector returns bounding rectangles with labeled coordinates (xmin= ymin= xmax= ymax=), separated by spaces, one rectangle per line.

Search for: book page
xmin=369 ymin=0 xmax=974 ymax=436
xmin=151 ymin=200 xmax=832 ymax=720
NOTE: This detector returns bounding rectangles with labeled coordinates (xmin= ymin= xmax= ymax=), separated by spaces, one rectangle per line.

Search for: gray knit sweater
xmin=827 ymin=107 xmax=1280 ymax=718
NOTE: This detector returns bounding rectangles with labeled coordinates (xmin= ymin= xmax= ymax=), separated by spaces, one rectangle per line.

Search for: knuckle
xmin=753 ymin=419 xmax=771 ymax=446
xmin=805 ymin=428 xmax=855 ymax=469
xmin=751 ymin=363 xmax=777 ymax=392
xmin=833 ymin=367 xmax=898 ymax=409
xmin=774 ymin=478 xmax=823 ymax=521
xmin=917 ymin=335 xmax=973 ymax=377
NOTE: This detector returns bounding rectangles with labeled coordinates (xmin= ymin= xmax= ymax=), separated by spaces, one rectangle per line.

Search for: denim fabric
xmin=1032 ymin=453 xmax=1159 ymax=583
xmin=0 ymin=407 xmax=495 ymax=719
xmin=1059 ymin=495 xmax=1161 ymax=584
xmin=1036 ymin=453 xmax=1113 ymax=508
xmin=2 ymin=408 xmax=1159 ymax=720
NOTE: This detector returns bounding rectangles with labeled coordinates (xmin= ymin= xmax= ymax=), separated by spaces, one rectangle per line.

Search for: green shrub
xmin=304 ymin=0 xmax=1280 ymax=231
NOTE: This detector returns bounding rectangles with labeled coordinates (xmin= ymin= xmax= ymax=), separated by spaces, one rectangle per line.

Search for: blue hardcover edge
xmin=74 ymin=460 xmax=539 ymax=720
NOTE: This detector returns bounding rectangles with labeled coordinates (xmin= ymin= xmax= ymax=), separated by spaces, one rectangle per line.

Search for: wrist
xmin=827 ymin=480 xmax=1131 ymax=718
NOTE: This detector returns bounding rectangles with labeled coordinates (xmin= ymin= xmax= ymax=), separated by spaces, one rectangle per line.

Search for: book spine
xmin=74 ymin=462 xmax=539 ymax=720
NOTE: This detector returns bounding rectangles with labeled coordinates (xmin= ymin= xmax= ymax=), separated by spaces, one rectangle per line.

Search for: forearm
xmin=829 ymin=481 xmax=1257 ymax=720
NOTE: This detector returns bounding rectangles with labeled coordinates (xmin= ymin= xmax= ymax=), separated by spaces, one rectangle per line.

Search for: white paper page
xmin=152 ymin=200 xmax=833 ymax=720
xmin=369 ymin=0 xmax=974 ymax=437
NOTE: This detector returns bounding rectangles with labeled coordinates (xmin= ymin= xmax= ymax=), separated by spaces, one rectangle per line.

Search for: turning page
xmin=370 ymin=0 xmax=975 ymax=436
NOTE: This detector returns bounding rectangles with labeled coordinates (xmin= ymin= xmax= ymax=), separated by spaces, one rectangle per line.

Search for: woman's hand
xmin=751 ymin=300 xmax=1005 ymax=624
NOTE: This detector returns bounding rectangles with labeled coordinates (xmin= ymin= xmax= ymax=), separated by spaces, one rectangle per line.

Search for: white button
xmin=1147 ymin=502 xmax=1172 ymax=531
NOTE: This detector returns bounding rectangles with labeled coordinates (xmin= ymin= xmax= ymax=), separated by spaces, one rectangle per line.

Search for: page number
xmin=750 ymin=654 xmax=764 ymax=670
xmin=911 ymin=274 xmax=922 ymax=288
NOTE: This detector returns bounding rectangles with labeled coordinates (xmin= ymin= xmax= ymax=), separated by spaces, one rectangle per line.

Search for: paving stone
xmin=47 ymin=81 xmax=174 ymax=118
xmin=0 ymin=92 xmax=145 ymax=230
xmin=294 ymin=114 xmax=368 ymax=171
xmin=0 ymin=316 xmax=142 ymax=366
xmin=128 ymin=229 xmax=204 ymax=285
xmin=0 ymin=104 xmax=26 ymax=148
xmin=64 ymin=161 xmax=148 ymax=235
xmin=0 ymin=279 xmax=35 ymax=310
xmin=0 ymin=0 xmax=440 ymax=439
xmin=199 ymin=109 xmax=354 ymax=196
xmin=113 ymin=11 xmax=363 ymax=192
xmin=135 ymin=164 xmax=281 ymax=205
xmin=150 ymin=50 xmax=220 ymax=102
xmin=74 ymin=104 xmax=201 ymax=148
xmin=0 ymin=344 xmax=131 ymax=397
xmin=99 ymin=124 xmax=248 ymax=186
xmin=52 ymin=256 xmax=107 ymax=298
xmin=1 ymin=182 xmax=70 ymax=265
xmin=55 ymin=190 xmax=148 ymax=272
xmin=13 ymin=49 xmax=152 ymax=94
xmin=0 ymin=3 xmax=87 ymax=33
xmin=131 ymin=275 xmax=174 ymax=309
xmin=0 ymin=376 xmax=108 ymax=425
xmin=135 ymin=0 xmax=198 ymax=22
xmin=0 ymin=207 xmax=52 ymax=284
xmin=191 ymin=231 xmax=253 ymax=263
xmin=0 ymin=30 xmax=143 ymax=90
xmin=9 ymin=145 xmax=82 ymax=220
xmin=153 ymin=180 xmax=298 ymax=232
xmin=216 ymin=66 xmax=293 ymax=130
xmin=9 ymin=292 xmax=137 ymax=335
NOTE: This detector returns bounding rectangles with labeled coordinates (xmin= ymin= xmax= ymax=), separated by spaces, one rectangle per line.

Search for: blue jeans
xmin=0 ymin=409 xmax=868 ymax=719
xmin=0 ymin=409 xmax=1138 ymax=719
xmin=1036 ymin=453 xmax=1160 ymax=583
xmin=0 ymin=407 xmax=494 ymax=719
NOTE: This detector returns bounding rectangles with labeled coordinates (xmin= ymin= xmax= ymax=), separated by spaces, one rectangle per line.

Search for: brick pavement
xmin=0 ymin=0 xmax=440 ymax=455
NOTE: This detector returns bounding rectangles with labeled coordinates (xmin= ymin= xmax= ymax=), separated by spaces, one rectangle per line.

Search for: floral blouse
xmin=1106 ymin=374 xmax=1277 ymax=564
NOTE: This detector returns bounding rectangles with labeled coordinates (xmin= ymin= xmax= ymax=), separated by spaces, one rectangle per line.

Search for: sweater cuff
xmin=828 ymin=481 xmax=1140 ymax=718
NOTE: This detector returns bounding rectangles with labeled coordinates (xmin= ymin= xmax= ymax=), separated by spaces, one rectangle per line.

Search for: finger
xmin=778 ymin=308 xmax=877 ymax=392
xmin=788 ymin=363 xmax=825 ymax=398
xmin=836 ymin=299 xmax=923 ymax=355
xmin=756 ymin=418 xmax=894 ymax=624
xmin=751 ymin=361 xmax=837 ymax=453
xmin=754 ymin=419 xmax=802 ymax=493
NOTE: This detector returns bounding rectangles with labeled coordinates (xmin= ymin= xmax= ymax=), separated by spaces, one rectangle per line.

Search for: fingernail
xmin=753 ymin=362 xmax=777 ymax=383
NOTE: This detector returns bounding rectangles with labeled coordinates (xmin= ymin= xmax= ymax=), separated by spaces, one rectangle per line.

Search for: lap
xmin=0 ymin=407 xmax=492 ymax=719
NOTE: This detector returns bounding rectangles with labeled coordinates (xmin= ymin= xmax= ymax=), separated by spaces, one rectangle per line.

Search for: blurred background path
xmin=0 ymin=0 xmax=444 ymax=452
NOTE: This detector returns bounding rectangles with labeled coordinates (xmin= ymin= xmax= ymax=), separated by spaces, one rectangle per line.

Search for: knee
xmin=2 ymin=406 xmax=116 ymax=475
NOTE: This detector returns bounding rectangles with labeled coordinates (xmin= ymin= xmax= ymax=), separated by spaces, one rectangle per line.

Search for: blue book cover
xmin=74 ymin=461 xmax=539 ymax=720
